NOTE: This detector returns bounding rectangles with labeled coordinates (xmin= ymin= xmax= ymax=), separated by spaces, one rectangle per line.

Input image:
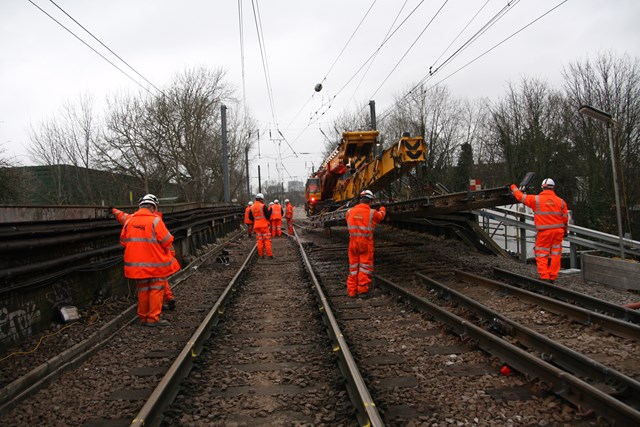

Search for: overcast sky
xmin=1 ymin=0 xmax=639 ymax=190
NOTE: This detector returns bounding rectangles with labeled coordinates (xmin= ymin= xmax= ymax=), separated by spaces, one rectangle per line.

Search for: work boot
xmin=167 ymin=299 xmax=176 ymax=311
xmin=146 ymin=319 xmax=170 ymax=327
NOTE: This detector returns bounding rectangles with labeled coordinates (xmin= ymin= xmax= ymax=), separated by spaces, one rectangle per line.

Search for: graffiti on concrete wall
xmin=0 ymin=302 xmax=41 ymax=344
xmin=45 ymin=282 xmax=72 ymax=306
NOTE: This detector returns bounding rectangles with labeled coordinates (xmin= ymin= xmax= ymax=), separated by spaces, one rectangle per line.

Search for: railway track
xmin=1 ymin=218 xmax=639 ymax=426
xmin=300 ymin=222 xmax=640 ymax=425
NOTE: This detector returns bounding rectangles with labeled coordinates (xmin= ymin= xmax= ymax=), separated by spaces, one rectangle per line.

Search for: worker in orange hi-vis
xmin=111 ymin=203 xmax=177 ymax=311
xmin=510 ymin=178 xmax=569 ymax=284
xmin=120 ymin=194 xmax=181 ymax=327
xmin=284 ymin=199 xmax=294 ymax=234
xmin=270 ymin=199 xmax=283 ymax=237
xmin=244 ymin=201 xmax=254 ymax=238
xmin=345 ymin=190 xmax=386 ymax=298
xmin=249 ymin=193 xmax=273 ymax=258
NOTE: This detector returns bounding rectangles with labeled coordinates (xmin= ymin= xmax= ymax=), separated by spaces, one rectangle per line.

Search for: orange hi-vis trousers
xmin=254 ymin=225 xmax=273 ymax=257
xmin=271 ymin=219 xmax=282 ymax=237
xmin=534 ymin=228 xmax=565 ymax=281
xmin=136 ymin=278 xmax=166 ymax=323
xmin=347 ymin=239 xmax=374 ymax=297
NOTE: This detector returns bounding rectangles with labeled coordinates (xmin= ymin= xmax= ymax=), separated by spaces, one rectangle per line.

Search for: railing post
xmin=569 ymin=210 xmax=577 ymax=269
xmin=519 ymin=205 xmax=527 ymax=262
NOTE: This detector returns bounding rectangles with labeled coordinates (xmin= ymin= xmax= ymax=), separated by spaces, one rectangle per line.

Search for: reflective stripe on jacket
xmin=512 ymin=187 xmax=568 ymax=232
xmin=112 ymin=208 xmax=130 ymax=225
xmin=249 ymin=201 xmax=271 ymax=228
xmin=270 ymin=204 xmax=283 ymax=220
xmin=120 ymin=207 xmax=181 ymax=279
xmin=346 ymin=203 xmax=386 ymax=240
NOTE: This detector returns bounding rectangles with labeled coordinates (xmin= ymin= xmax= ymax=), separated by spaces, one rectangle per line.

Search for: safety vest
xmin=244 ymin=206 xmax=253 ymax=224
xmin=120 ymin=208 xmax=181 ymax=279
xmin=346 ymin=203 xmax=386 ymax=240
xmin=271 ymin=203 xmax=283 ymax=220
xmin=285 ymin=203 xmax=293 ymax=220
xmin=250 ymin=201 xmax=269 ymax=228
xmin=112 ymin=208 xmax=130 ymax=225
xmin=513 ymin=188 xmax=568 ymax=231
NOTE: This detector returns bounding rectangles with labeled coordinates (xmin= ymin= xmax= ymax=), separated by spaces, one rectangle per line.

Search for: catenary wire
xmin=250 ymin=0 xmax=278 ymax=128
xmin=27 ymin=0 xmax=156 ymax=96
xmin=238 ymin=0 xmax=247 ymax=116
xmin=346 ymin=0 xmax=409 ymax=107
xmin=290 ymin=0 xmax=427 ymax=145
xmin=47 ymin=0 xmax=165 ymax=96
xmin=367 ymin=0 xmax=450 ymax=101
xmin=318 ymin=0 xmax=377 ymax=88
xmin=378 ymin=0 xmax=570 ymax=124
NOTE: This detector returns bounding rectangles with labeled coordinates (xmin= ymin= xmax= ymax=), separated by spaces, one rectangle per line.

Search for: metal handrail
xmin=474 ymin=206 xmax=640 ymax=259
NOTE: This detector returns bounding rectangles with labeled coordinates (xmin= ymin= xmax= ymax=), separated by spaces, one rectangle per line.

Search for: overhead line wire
xmin=291 ymin=0 xmax=427 ymax=144
xmin=27 ymin=0 xmax=156 ymax=96
xmin=346 ymin=0 xmax=409 ymax=106
xmin=378 ymin=0 xmax=569 ymax=123
xmin=284 ymin=0 xmax=378 ymax=135
xmin=319 ymin=0 xmax=377 ymax=87
xmin=238 ymin=0 xmax=247 ymax=116
xmin=250 ymin=0 xmax=278 ymax=128
xmin=47 ymin=0 xmax=165 ymax=96
xmin=367 ymin=0 xmax=450 ymax=101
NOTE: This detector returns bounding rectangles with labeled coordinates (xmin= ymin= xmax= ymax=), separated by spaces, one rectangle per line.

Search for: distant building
xmin=287 ymin=180 xmax=303 ymax=192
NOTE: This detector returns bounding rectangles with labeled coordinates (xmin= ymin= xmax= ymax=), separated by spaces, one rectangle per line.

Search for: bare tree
xmin=99 ymin=66 xmax=255 ymax=202
xmin=485 ymin=78 xmax=567 ymax=187
xmin=562 ymin=51 xmax=640 ymax=236
xmin=0 ymin=144 xmax=33 ymax=204
xmin=27 ymin=94 xmax=102 ymax=203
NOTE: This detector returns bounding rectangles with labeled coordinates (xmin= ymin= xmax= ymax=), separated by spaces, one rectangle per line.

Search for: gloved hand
xmin=509 ymin=184 xmax=517 ymax=192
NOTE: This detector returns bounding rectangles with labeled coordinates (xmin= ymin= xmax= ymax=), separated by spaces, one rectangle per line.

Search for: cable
xmin=250 ymin=0 xmax=278 ymax=127
xmin=290 ymin=0 xmax=427 ymax=144
xmin=27 ymin=0 xmax=155 ymax=96
xmin=48 ymin=0 xmax=165 ymax=96
xmin=346 ymin=0 xmax=409 ymax=107
xmin=238 ymin=0 xmax=247 ymax=116
xmin=378 ymin=0 xmax=568 ymax=124
xmin=318 ymin=0 xmax=377 ymax=88
xmin=368 ymin=0 xmax=450 ymax=101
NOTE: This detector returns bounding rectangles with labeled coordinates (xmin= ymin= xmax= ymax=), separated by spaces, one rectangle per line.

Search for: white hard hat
xmin=284 ymin=199 xmax=290 ymax=203
xmin=541 ymin=178 xmax=555 ymax=189
xmin=269 ymin=202 xmax=274 ymax=206
xmin=248 ymin=201 xmax=253 ymax=206
xmin=274 ymin=199 xmax=279 ymax=204
xmin=139 ymin=194 xmax=158 ymax=208
xmin=360 ymin=189 xmax=374 ymax=199
xmin=255 ymin=193 xmax=264 ymax=200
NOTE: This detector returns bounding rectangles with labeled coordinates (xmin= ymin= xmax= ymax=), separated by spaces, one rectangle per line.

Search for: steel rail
xmin=0 ymin=239 xmax=234 ymax=413
xmin=292 ymin=228 xmax=384 ymax=427
xmin=131 ymin=244 xmax=256 ymax=427
xmin=374 ymin=274 xmax=640 ymax=426
xmin=494 ymin=267 xmax=640 ymax=325
xmin=416 ymin=272 xmax=640 ymax=413
xmin=453 ymin=270 xmax=640 ymax=341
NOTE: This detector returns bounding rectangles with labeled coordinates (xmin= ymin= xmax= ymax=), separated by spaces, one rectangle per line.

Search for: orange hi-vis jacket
xmin=120 ymin=207 xmax=181 ymax=279
xmin=511 ymin=186 xmax=568 ymax=232
xmin=270 ymin=203 xmax=283 ymax=220
xmin=346 ymin=203 xmax=386 ymax=242
xmin=285 ymin=203 xmax=293 ymax=220
xmin=112 ymin=208 xmax=131 ymax=224
xmin=249 ymin=201 xmax=270 ymax=228
xmin=244 ymin=206 xmax=253 ymax=224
